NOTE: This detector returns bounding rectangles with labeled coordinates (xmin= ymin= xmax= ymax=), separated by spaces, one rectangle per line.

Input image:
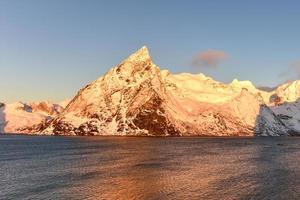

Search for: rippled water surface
xmin=1 ymin=135 xmax=300 ymax=200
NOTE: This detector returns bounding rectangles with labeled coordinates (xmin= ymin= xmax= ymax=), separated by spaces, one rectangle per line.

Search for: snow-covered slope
xmin=39 ymin=46 xmax=290 ymax=136
xmin=271 ymin=101 xmax=300 ymax=134
xmin=0 ymin=101 xmax=62 ymax=133
xmin=272 ymin=81 xmax=300 ymax=103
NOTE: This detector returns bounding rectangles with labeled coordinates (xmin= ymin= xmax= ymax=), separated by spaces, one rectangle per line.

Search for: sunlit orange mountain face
xmin=1 ymin=47 xmax=300 ymax=136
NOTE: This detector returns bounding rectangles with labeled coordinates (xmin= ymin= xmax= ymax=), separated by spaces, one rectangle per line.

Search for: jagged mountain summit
xmin=33 ymin=46 xmax=291 ymax=136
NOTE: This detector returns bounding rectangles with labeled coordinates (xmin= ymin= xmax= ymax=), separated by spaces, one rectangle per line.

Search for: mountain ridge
xmin=1 ymin=46 xmax=299 ymax=136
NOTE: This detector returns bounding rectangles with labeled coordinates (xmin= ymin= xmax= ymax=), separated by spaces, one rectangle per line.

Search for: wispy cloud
xmin=192 ymin=49 xmax=229 ymax=68
xmin=279 ymin=60 xmax=300 ymax=80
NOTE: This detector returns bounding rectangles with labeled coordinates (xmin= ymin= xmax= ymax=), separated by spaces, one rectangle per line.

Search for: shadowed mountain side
xmin=0 ymin=103 xmax=7 ymax=133
xmin=254 ymin=104 xmax=288 ymax=136
xmin=267 ymin=98 xmax=300 ymax=136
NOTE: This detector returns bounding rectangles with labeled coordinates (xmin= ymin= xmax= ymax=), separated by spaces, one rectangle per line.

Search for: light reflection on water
xmin=0 ymin=135 xmax=300 ymax=200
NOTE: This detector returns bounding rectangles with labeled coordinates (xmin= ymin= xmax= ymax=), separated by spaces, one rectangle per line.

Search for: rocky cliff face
xmin=39 ymin=47 xmax=290 ymax=136
xmin=29 ymin=101 xmax=62 ymax=115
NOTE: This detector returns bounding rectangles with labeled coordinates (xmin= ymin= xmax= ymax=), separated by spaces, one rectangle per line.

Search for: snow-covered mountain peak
xmin=230 ymin=78 xmax=256 ymax=90
xmin=122 ymin=45 xmax=151 ymax=64
xmin=275 ymin=80 xmax=300 ymax=102
xmin=98 ymin=46 xmax=159 ymax=84
xmin=52 ymin=46 xmax=163 ymax=127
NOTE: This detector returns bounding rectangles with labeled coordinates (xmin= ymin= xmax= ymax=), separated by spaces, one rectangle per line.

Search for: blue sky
xmin=1 ymin=0 xmax=300 ymax=103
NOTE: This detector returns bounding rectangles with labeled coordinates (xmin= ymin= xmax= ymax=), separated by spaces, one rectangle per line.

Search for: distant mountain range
xmin=1 ymin=46 xmax=300 ymax=136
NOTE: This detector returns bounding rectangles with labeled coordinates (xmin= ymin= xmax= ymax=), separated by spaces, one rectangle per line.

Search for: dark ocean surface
xmin=0 ymin=134 xmax=300 ymax=200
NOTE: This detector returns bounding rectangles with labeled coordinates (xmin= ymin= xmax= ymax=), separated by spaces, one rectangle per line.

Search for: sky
xmin=1 ymin=0 xmax=300 ymax=103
